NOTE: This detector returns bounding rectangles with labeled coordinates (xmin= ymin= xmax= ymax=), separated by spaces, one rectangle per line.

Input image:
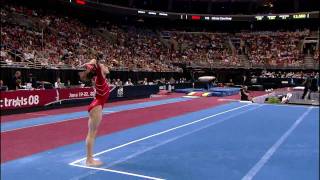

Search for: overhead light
xmin=148 ymin=12 xmax=157 ymax=15
xmin=159 ymin=13 xmax=168 ymax=16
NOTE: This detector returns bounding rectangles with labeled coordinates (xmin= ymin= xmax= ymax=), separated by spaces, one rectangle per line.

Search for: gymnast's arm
xmin=78 ymin=59 xmax=97 ymax=81
xmin=99 ymin=64 xmax=109 ymax=75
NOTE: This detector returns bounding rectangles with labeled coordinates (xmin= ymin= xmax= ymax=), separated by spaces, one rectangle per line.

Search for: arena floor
xmin=1 ymin=93 xmax=319 ymax=180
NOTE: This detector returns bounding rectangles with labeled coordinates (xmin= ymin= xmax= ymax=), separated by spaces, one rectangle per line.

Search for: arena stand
xmin=1 ymin=1 xmax=320 ymax=180
xmin=1 ymin=4 xmax=319 ymax=72
xmin=0 ymin=3 xmax=319 ymax=105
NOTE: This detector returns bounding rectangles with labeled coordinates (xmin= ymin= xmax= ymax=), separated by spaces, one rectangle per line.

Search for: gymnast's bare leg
xmin=86 ymin=105 xmax=103 ymax=167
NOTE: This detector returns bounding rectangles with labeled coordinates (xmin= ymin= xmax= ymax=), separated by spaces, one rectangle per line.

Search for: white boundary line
xmin=241 ymin=107 xmax=313 ymax=180
xmin=104 ymin=105 xmax=263 ymax=169
xmin=257 ymin=102 xmax=319 ymax=108
xmin=2 ymin=97 xmax=189 ymax=132
xmin=69 ymin=103 xmax=254 ymax=179
xmin=1 ymin=111 xmax=115 ymax=133
xmin=217 ymin=98 xmax=239 ymax=102
xmin=27 ymin=113 xmax=50 ymax=116
xmin=69 ymin=103 xmax=252 ymax=165
xmin=71 ymin=163 xmax=165 ymax=180
xmin=1 ymin=116 xmax=87 ymax=133
xmin=102 ymin=110 xmax=116 ymax=113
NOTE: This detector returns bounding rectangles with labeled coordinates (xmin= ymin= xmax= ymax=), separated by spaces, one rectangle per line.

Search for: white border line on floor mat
xmin=69 ymin=103 xmax=253 ymax=179
xmin=2 ymin=97 xmax=190 ymax=133
xmin=70 ymin=103 xmax=251 ymax=165
xmin=1 ymin=111 xmax=115 ymax=133
xmin=241 ymin=107 xmax=313 ymax=180
xmin=71 ymin=163 xmax=165 ymax=180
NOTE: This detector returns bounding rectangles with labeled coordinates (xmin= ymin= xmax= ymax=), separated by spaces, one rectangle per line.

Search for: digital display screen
xmin=67 ymin=0 xmax=319 ymax=22
xmin=255 ymin=13 xmax=311 ymax=21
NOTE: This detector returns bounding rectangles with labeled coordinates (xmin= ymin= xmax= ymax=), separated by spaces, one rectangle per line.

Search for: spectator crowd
xmin=258 ymin=70 xmax=319 ymax=79
xmin=1 ymin=4 xmax=319 ymax=92
xmin=1 ymin=4 xmax=318 ymax=72
xmin=237 ymin=31 xmax=309 ymax=67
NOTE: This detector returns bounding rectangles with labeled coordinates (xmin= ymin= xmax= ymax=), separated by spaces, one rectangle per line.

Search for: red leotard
xmin=88 ymin=64 xmax=110 ymax=112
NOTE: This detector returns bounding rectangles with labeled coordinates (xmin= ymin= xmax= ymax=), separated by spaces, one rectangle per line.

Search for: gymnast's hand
xmin=88 ymin=59 xmax=97 ymax=66
xmin=79 ymin=59 xmax=97 ymax=69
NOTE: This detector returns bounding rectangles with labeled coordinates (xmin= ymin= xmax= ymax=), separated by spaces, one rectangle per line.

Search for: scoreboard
xmin=67 ymin=0 xmax=319 ymax=22
xmin=136 ymin=11 xmax=317 ymax=21
xmin=254 ymin=13 xmax=312 ymax=21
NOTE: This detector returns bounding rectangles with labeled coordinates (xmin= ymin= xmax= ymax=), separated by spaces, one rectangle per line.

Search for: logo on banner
xmin=117 ymin=87 xmax=124 ymax=97
xmin=0 ymin=95 xmax=40 ymax=108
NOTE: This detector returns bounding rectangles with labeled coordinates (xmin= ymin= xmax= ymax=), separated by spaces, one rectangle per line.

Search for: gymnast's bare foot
xmin=86 ymin=158 xmax=103 ymax=167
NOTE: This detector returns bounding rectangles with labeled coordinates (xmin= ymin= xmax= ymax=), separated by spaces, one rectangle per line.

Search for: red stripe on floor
xmin=1 ymin=93 xmax=183 ymax=123
xmin=1 ymin=91 xmax=268 ymax=163
xmin=1 ymin=96 xmax=228 ymax=163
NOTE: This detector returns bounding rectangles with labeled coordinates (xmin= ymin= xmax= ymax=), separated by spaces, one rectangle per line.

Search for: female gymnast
xmin=79 ymin=56 xmax=110 ymax=167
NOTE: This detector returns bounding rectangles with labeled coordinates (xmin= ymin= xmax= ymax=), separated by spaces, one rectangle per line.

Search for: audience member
xmin=142 ymin=78 xmax=148 ymax=85
xmin=15 ymin=79 xmax=24 ymax=90
xmin=0 ymin=80 xmax=8 ymax=91
xmin=115 ymin=78 xmax=123 ymax=86
xmin=27 ymin=73 xmax=37 ymax=89
xmin=301 ymin=76 xmax=312 ymax=100
xmin=240 ymin=86 xmax=251 ymax=101
xmin=124 ymin=78 xmax=134 ymax=86
xmin=54 ymin=77 xmax=63 ymax=88
xmin=9 ymin=70 xmax=22 ymax=90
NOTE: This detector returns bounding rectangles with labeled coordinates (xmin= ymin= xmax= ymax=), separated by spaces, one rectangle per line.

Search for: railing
xmin=250 ymin=64 xmax=314 ymax=70
xmin=1 ymin=60 xmax=318 ymax=70
xmin=0 ymin=61 xmax=31 ymax=68
xmin=184 ymin=60 xmax=319 ymax=70
xmin=1 ymin=46 xmax=35 ymax=66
